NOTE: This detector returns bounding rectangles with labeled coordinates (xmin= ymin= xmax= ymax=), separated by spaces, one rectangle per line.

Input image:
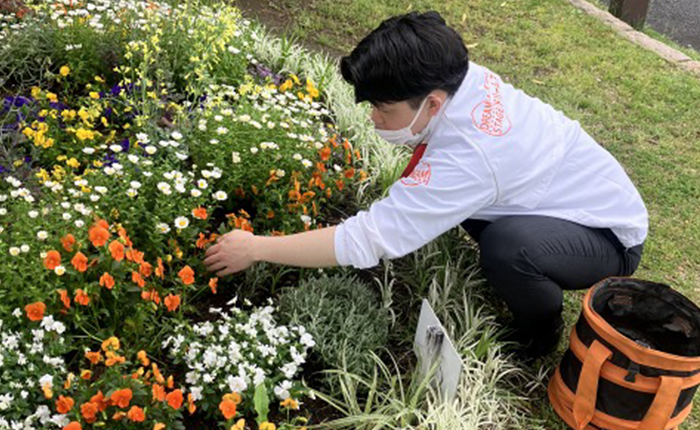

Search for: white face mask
xmin=374 ymin=96 xmax=438 ymax=147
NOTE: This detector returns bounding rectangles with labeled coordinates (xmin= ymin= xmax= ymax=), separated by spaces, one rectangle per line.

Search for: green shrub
xmin=279 ymin=273 xmax=391 ymax=378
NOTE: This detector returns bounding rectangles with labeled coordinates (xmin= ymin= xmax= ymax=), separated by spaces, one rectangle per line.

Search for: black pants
xmin=461 ymin=216 xmax=644 ymax=350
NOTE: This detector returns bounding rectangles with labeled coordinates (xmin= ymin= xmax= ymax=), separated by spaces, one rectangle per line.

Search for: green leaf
xmin=253 ymin=382 xmax=269 ymax=424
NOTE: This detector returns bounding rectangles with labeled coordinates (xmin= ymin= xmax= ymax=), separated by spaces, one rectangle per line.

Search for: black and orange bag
xmin=549 ymin=277 xmax=700 ymax=430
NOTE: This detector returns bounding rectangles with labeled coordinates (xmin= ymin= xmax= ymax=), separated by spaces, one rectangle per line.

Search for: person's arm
xmin=204 ymin=226 xmax=338 ymax=277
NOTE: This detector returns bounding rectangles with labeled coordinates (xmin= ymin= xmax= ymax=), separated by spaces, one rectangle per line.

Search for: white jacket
xmin=334 ymin=62 xmax=648 ymax=269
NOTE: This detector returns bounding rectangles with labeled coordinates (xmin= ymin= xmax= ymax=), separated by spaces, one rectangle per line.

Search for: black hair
xmin=340 ymin=11 xmax=469 ymax=109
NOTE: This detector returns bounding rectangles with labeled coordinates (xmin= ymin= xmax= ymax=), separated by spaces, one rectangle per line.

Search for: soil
xmin=233 ymin=0 xmax=348 ymax=58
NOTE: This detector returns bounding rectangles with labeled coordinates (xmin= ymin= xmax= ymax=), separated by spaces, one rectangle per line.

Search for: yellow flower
xmin=66 ymin=158 xmax=80 ymax=168
xmin=75 ymin=128 xmax=95 ymax=141
xmin=280 ymin=397 xmax=299 ymax=410
xmin=46 ymin=92 xmax=58 ymax=103
xmin=60 ymin=65 xmax=70 ymax=77
xmin=223 ymin=392 xmax=242 ymax=405
xmin=101 ymin=336 xmax=120 ymax=352
xmin=279 ymin=79 xmax=293 ymax=92
xmin=259 ymin=422 xmax=276 ymax=430
xmin=31 ymin=86 xmax=41 ymax=98
xmin=94 ymin=76 xmax=105 ymax=83
xmin=39 ymin=109 xmax=48 ymax=117
xmin=61 ymin=110 xmax=77 ymax=121
xmin=101 ymin=117 xmax=109 ymax=127
xmin=230 ymin=419 xmax=245 ymax=430
xmin=89 ymin=91 xmax=100 ymax=100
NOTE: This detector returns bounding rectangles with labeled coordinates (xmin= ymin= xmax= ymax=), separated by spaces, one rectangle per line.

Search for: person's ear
xmin=427 ymin=94 xmax=442 ymax=116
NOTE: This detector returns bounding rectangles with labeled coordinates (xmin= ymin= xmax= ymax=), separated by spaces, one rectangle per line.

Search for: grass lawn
xmin=236 ymin=0 xmax=700 ymax=427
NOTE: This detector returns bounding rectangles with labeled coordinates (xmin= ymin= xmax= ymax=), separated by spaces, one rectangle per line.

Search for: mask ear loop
xmin=407 ymin=95 xmax=433 ymax=133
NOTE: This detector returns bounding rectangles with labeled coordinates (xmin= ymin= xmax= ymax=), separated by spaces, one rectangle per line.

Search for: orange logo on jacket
xmin=471 ymin=72 xmax=512 ymax=137
xmin=400 ymin=160 xmax=431 ymax=187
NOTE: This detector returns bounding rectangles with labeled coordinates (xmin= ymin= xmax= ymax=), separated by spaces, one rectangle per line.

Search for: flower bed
xmin=0 ymin=1 xmax=366 ymax=428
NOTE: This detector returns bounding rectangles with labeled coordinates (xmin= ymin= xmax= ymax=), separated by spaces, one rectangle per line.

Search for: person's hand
xmin=204 ymin=230 xmax=257 ymax=277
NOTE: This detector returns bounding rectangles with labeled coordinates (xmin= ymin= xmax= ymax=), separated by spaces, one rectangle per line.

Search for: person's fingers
xmin=204 ymin=252 xmax=223 ymax=267
xmin=205 ymin=243 xmax=220 ymax=257
xmin=216 ymin=265 xmax=240 ymax=277
xmin=206 ymin=260 xmax=229 ymax=273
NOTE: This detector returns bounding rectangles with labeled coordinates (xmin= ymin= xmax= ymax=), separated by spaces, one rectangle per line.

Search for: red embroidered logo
xmin=471 ymin=72 xmax=512 ymax=137
xmin=400 ymin=160 xmax=431 ymax=187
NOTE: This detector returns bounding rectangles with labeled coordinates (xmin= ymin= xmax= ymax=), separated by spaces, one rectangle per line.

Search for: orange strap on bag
xmin=573 ymin=340 xmax=613 ymax=430
xmin=638 ymin=375 xmax=684 ymax=430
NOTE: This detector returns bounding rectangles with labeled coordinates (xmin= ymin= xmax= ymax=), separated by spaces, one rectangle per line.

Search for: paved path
xmin=601 ymin=0 xmax=700 ymax=51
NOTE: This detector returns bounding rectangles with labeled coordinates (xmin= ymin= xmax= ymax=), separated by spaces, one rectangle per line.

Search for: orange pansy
xmin=56 ymin=395 xmax=74 ymax=414
xmin=209 ymin=277 xmax=218 ymax=294
xmin=44 ymin=250 xmax=62 ymax=270
xmin=110 ymin=388 xmax=132 ymax=408
xmin=61 ymin=234 xmax=76 ymax=252
xmin=99 ymin=272 xmax=115 ymax=289
xmin=75 ymin=289 xmax=90 ymax=306
xmin=57 ymin=289 xmax=71 ymax=309
xmin=166 ymin=389 xmax=183 ymax=410
xmin=25 ymin=302 xmax=46 ymax=321
xmin=219 ymin=399 xmax=237 ymax=420
xmin=192 ymin=207 xmax=207 ymax=220
xmin=127 ymin=405 xmax=145 ymax=422
xmin=164 ymin=294 xmax=180 ymax=312
xmin=178 ymin=266 xmax=194 ymax=285
xmin=152 ymin=383 xmax=166 ymax=402
xmin=108 ymin=240 xmax=125 ymax=261
xmin=71 ymin=252 xmax=88 ymax=272
xmin=88 ymin=224 xmax=110 ymax=247
xmin=80 ymin=401 xmax=98 ymax=423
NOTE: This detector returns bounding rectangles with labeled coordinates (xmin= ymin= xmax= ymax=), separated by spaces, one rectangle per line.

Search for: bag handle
xmin=637 ymin=375 xmax=684 ymax=430
xmin=573 ymin=340 xmax=613 ymax=430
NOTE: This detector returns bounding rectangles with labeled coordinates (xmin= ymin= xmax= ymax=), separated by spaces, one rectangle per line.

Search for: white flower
xmin=250 ymin=147 xmax=259 ymax=154
xmin=157 ymin=182 xmax=172 ymax=195
xmin=126 ymin=188 xmax=138 ymax=198
xmin=231 ymin=151 xmax=241 ymax=164
xmin=216 ymin=126 xmax=229 ymax=135
xmin=39 ymin=375 xmax=53 ymax=390
xmin=190 ymin=189 xmax=202 ymax=198
xmin=239 ymin=114 xmax=251 ymax=123
xmin=228 ymin=46 xmax=241 ymax=54
xmin=190 ymin=386 xmax=204 ymax=401
xmin=136 ymin=132 xmax=149 ymax=144
xmin=171 ymin=131 xmax=183 ymax=140
xmin=54 ymin=265 xmax=66 ymax=276
xmin=83 ymin=147 xmax=96 ymax=154
xmin=292 ymin=153 xmax=302 ymax=161
xmin=145 ymin=145 xmax=157 ymax=155
xmin=109 ymin=144 xmax=122 ymax=153
xmin=0 ymin=208 xmax=6 ymax=215
xmin=157 ymin=223 xmax=171 ymax=234
xmin=300 ymin=215 xmax=311 ymax=224
xmin=174 ymin=216 xmax=189 ymax=230
xmin=37 ymin=231 xmax=48 ymax=241
xmin=300 ymin=333 xmax=315 ymax=348
xmin=275 ymin=169 xmax=285 ymax=178
xmin=274 ymin=380 xmax=293 ymax=400
xmin=209 ymin=139 xmax=219 ymax=145
xmin=28 ymin=210 xmax=39 ymax=218
xmin=128 ymin=154 xmax=139 ymax=164
xmin=9 ymin=247 xmax=20 ymax=256
xmin=75 ymin=220 xmax=85 ymax=228
xmin=301 ymin=159 xmax=313 ymax=168
xmin=213 ymin=191 xmax=227 ymax=201
xmin=130 ymin=181 xmax=142 ymax=189
xmin=227 ymin=376 xmax=248 ymax=393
